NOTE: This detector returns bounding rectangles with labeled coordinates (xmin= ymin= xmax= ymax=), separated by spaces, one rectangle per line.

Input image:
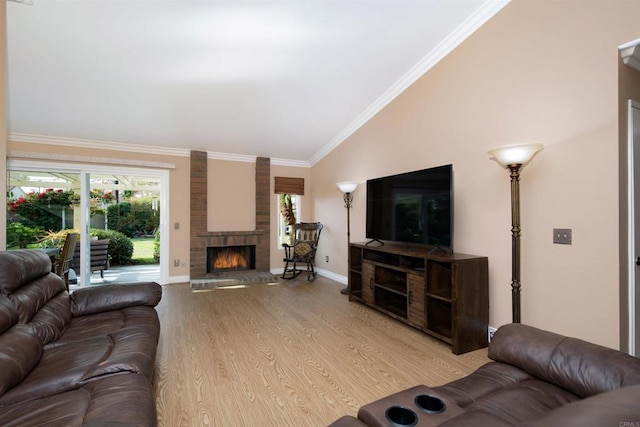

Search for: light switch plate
xmin=553 ymin=228 xmax=572 ymax=245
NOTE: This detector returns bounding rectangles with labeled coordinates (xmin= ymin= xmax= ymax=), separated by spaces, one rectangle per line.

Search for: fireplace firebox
xmin=207 ymin=245 xmax=256 ymax=273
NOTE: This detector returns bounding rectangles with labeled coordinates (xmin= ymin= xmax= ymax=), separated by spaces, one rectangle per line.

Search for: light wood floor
xmin=154 ymin=276 xmax=490 ymax=426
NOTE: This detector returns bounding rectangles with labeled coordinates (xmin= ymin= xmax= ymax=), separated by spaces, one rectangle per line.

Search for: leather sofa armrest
xmin=522 ymin=384 xmax=640 ymax=427
xmin=70 ymin=282 xmax=162 ymax=317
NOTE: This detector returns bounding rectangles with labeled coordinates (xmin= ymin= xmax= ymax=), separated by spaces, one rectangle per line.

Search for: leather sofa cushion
xmin=28 ymin=291 xmax=72 ymax=345
xmin=0 ymin=373 xmax=157 ymax=427
xmin=439 ymin=379 xmax=579 ymax=426
xmin=0 ymin=296 xmax=18 ymax=334
xmin=0 ymin=319 xmax=159 ymax=406
xmin=55 ymin=305 xmax=160 ymax=344
xmin=522 ymin=384 xmax=640 ymax=427
xmin=0 ymin=250 xmax=73 ymax=345
xmin=547 ymin=335 xmax=640 ymax=397
xmin=5 ymin=272 xmax=70 ymax=345
xmin=489 ymin=324 xmax=640 ymax=397
xmin=0 ymin=250 xmax=52 ymax=295
xmin=71 ymin=282 xmax=162 ymax=317
xmin=435 ymin=362 xmax=535 ymax=406
xmin=0 ymin=324 xmax=42 ymax=396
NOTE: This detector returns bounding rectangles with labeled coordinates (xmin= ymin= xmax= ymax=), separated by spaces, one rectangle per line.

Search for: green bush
xmin=106 ymin=198 xmax=159 ymax=237
xmin=153 ymin=229 xmax=160 ymax=262
xmin=7 ymin=222 xmax=44 ymax=248
xmin=38 ymin=228 xmax=134 ymax=265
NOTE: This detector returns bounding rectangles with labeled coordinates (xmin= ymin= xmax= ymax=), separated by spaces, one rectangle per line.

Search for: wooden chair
xmin=282 ymin=222 xmax=323 ymax=281
xmin=53 ymin=232 xmax=79 ymax=291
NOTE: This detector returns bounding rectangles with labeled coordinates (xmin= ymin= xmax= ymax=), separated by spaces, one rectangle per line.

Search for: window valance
xmin=274 ymin=177 xmax=304 ymax=195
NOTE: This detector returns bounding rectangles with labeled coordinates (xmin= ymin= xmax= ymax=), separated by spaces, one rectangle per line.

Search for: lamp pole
xmin=488 ymin=143 xmax=543 ymax=324
xmin=336 ymin=182 xmax=358 ymax=295
xmin=508 ymin=164 xmax=522 ymax=323
xmin=340 ymin=191 xmax=354 ymax=295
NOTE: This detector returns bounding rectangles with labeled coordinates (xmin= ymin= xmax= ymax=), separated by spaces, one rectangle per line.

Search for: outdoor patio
xmin=69 ymin=264 xmax=160 ymax=288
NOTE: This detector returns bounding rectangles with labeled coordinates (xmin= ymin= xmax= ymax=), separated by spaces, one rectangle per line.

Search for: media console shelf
xmin=349 ymin=242 xmax=488 ymax=354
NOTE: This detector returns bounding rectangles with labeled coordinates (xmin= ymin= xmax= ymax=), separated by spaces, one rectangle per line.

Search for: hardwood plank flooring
xmin=154 ymin=276 xmax=489 ymax=426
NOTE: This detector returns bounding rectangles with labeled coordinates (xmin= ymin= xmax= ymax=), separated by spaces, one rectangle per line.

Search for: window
xmin=277 ymin=194 xmax=300 ymax=247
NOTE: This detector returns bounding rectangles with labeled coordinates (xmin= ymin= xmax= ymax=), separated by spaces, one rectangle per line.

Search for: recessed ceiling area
xmin=6 ymin=1 xmax=508 ymax=163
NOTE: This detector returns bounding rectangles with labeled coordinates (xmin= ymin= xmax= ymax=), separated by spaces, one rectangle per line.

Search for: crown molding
xmin=206 ymin=151 xmax=257 ymax=163
xmin=271 ymin=157 xmax=311 ymax=168
xmin=620 ymin=38 xmax=640 ymax=72
xmin=8 ymin=132 xmax=192 ymax=157
xmin=9 ymin=132 xmax=311 ymax=167
xmin=206 ymin=151 xmax=310 ymax=167
xmin=308 ymin=0 xmax=511 ymax=166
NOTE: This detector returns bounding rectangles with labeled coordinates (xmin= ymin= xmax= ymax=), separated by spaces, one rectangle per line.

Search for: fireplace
xmin=207 ymin=245 xmax=256 ymax=273
xmin=190 ymin=153 xmax=270 ymax=279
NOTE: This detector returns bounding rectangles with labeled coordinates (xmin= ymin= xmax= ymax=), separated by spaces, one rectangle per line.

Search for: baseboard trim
xmin=270 ymin=267 xmax=346 ymax=285
xmin=315 ymin=268 xmax=347 ymax=285
xmin=167 ymin=275 xmax=190 ymax=285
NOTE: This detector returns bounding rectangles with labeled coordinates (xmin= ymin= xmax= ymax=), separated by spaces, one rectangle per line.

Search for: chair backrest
xmin=89 ymin=239 xmax=110 ymax=269
xmin=294 ymin=222 xmax=323 ymax=241
xmin=55 ymin=232 xmax=79 ymax=286
xmin=293 ymin=222 xmax=323 ymax=259
xmin=70 ymin=238 xmax=111 ymax=270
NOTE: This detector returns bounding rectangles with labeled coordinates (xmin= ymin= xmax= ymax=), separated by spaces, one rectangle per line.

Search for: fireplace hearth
xmin=207 ymin=245 xmax=256 ymax=273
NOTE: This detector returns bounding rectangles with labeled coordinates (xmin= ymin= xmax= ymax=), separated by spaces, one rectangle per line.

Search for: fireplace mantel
xmin=196 ymin=230 xmax=266 ymax=238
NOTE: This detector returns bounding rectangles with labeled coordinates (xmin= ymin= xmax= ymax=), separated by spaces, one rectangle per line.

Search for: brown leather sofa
xmin=329 ymin=323 xmax=640 ymax=426
xmin=0 ymin=249 xmax=162 ymax=426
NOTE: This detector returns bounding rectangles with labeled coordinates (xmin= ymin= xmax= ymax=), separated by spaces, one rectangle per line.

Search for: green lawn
xmin=131 ymin=237 xmax=158 ymax=264
xmin=15 ymin=236 xmax=158 ymax=265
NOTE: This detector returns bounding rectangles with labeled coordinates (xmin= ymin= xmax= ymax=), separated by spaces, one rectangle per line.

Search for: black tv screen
xmin=366 ymin=164 xmax=453 ymax=249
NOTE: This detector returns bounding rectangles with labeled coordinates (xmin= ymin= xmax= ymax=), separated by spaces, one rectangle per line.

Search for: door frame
xmin=7 ymin=159 xmax=170 ymax=285
xmin=627 ymin=99 xmax=640 ymax=356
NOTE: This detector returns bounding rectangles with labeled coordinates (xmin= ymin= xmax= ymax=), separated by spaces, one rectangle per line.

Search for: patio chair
xmin=53 ymin=232 xmax=79 ymax=291
xmin=71 ymin=238 xmax=111 ymax=280
xmin=282 ymin=222 xmax=323 ymax=281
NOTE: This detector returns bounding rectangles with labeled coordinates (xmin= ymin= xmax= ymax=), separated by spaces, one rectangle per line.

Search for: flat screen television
xmin=366 ymin=164 xmax=453 ymax=250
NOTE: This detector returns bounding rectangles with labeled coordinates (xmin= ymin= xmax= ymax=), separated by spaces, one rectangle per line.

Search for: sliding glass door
xmin=7 ymin=160 xmax=168 ymax=286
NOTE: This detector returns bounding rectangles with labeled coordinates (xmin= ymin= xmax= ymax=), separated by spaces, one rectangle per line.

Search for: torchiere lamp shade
xmin=488 ymin=143 xmax=544 ymax=168
xmin=336 ymin=182 xmax=358 ymax=194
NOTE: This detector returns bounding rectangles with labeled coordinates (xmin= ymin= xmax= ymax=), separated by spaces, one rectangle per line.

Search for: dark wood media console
xmin=349 ymin=242 xmax=488 ymax=354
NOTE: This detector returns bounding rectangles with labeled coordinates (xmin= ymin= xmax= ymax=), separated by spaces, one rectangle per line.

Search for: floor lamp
xmin=337 ymin=181 xmax=358 ymax=295
xmin=488 ymin=143 xmax=543 ymax=323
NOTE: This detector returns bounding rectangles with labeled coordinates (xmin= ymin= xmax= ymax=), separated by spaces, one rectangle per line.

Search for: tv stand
xmin=348 ymin=242 xmax=488 ymax=354
xmin=427 ymin=245 xmax=452 ymax=255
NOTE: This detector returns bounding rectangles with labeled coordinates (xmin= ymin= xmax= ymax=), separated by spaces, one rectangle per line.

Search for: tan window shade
xmin=274 ymin=177 xmax=304 ymax=195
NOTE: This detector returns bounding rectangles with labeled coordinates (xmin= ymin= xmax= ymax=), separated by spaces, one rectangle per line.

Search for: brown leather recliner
xmin=329 ymin=323 xmax=640 ymax=426
xmin=0 ymin=249 xmax=162 ymax=426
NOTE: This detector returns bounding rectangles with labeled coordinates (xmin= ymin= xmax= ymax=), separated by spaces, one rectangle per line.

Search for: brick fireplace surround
xmin=190 ymin=151 xmax=270 ymax=279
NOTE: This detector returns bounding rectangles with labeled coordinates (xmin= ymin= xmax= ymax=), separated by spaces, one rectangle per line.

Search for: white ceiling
xmin=6 ymin=1 xmax=507 ymax=165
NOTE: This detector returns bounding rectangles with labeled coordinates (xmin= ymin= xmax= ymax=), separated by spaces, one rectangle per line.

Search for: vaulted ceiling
xmin=6 ymin=0 xmax=508 ymax=164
